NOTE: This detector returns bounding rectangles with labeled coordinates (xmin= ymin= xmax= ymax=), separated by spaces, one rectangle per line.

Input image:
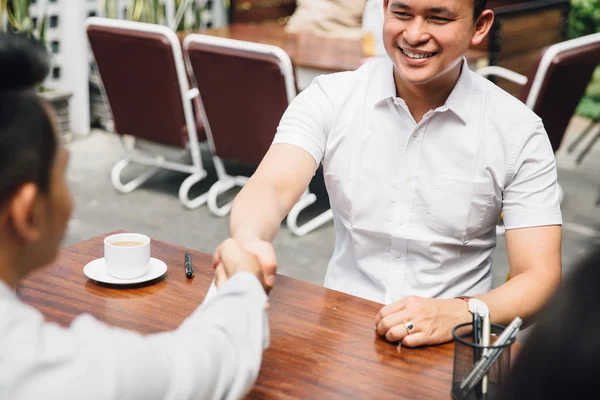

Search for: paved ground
xmin=64 ymin=116 xmax=600 ymax=292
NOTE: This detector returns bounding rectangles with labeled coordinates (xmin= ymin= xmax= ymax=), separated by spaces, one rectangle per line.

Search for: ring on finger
xmin=404 ymin=321 xmax=415 ymax=335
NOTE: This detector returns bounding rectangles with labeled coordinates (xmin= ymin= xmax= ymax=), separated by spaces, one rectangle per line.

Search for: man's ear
xmin=471 ymin=9 xmax=494 ymax=47
xmin=9 ymin=183 xmax=43 ymax=244
xmin=383 ymin=0 xmax=389 ymax=13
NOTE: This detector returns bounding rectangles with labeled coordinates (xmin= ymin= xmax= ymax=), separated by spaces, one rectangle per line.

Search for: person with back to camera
xmin=220 ymin=0 xmax=563 ymax=348
xmin=499 ymin=248 xmax=600 ymax=400
xmin=0 ymin=33 xmax=272 ymax=400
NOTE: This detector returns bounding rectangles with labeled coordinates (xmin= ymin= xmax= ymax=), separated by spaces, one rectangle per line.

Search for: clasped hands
xmin=211 ymin=237 xmax=277 ymax=295
xmin=213 ymin=238 xmax=470 ymax=346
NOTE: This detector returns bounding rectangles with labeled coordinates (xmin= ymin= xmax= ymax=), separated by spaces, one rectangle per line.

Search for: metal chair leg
xmin=111 ymin=159 xmax=162 ymax=194
xmin=207 ymin=176 xmax=248 ymax=217
xmin=567 ymin=117 xmax=599 ymax=154
xmin=286 ymin=192 xmax=334 ymax=236
xmin=179 ymin=170 xmax=209 ymax=209
xmin=575 ymin=127 xmax=600 ymax=165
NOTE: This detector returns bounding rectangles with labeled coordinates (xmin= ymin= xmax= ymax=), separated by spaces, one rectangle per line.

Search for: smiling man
xmin=223 ymin=0 xmax=562 ymax=347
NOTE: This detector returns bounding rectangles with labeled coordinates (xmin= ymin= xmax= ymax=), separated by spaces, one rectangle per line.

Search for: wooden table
xmin=18 ymin=231 xmax=474 ymax=399
xmin=192 ymin=22 xmax=363 ymax=73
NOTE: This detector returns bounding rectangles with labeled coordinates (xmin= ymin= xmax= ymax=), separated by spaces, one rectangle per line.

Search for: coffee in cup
xmin=104 ymin=233 xmax=151 ymax=279
xmin=111 ymin=241 xmax=144 ymax=247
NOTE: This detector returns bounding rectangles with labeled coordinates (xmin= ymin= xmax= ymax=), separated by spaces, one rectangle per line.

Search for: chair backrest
xmin=184 ymin=34 xmax=296 ymax=166
xmin=478 ymin=0 xmax=570 ymax=97
xmin=86 ymin=17 xmax=204 ymax=148
xmin=519 ymin=32 xmax=600 ymax=152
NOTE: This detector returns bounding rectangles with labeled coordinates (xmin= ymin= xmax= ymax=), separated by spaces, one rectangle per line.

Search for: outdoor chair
xmin=184 ymin=34 xmax=333 ymax=236
xmin=86 ymin=17 xmax=210 ymax=209
xmin=478 ymin=32 xmax=600 ymax=206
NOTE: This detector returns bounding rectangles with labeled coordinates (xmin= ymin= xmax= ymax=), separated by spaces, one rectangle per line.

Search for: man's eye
xmin=430 ymin=16 xmax=452 ymax=22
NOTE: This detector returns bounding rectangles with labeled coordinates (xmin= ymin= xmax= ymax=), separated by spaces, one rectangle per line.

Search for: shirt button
xmin=404 ymin=177 xmax=411 ymax=184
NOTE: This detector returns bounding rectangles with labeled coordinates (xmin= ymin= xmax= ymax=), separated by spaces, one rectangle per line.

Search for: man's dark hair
xmin=474 ymin=0 xmax=488 ymax=20
xmin=0 ymin=33 xmax=56 ymax=206
xmin=499 ymin=248 xmax=600 ymax=399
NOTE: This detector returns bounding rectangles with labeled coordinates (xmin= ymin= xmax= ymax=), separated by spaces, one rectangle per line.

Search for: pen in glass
xmin=461 ymin=327 xmax=520 ymax=393
xmin=460 ymin=316 xmax=523 ymax=390
xmin=473 ymin=310 xmax=482 ymax=397
xmin=481 ymin=310 xmax=491 ymax=394
xmin=185 ymin=251 xmax=194 ymax=279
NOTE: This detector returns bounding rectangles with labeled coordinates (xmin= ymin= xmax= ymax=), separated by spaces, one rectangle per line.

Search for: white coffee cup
xmin=104 ymin=233 xmax=151 ymax=279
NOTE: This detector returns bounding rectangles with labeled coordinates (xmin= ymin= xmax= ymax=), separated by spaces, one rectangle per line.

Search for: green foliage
xmin=1 ymin=0 xmax=47 ymax=44
xmin=102 ymin=0 xmax=203 ymax=31
xmin=568 ymin=0 xmax=600 ymax=39
xmin=126 ymin=0 xmax=163 ymax=24
xmin=568 ymin=0 xmax=600 ymax=119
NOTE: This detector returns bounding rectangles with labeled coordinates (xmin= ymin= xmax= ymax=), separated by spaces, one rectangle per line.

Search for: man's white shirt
xmin=273 ymin=58 xmax=562 ymax=304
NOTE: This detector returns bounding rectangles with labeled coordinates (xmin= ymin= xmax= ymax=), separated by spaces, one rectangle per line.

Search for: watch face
xmin=468 ymin=298 xmax=489 ymax=316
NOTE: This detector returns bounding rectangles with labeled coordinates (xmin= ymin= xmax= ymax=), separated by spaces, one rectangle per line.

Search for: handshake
xmin=212 ymin=238 xmax=277 ymax=294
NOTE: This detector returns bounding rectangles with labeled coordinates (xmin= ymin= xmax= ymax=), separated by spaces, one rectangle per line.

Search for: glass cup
xmin=451 ymin=322 xmax=516 ymax=400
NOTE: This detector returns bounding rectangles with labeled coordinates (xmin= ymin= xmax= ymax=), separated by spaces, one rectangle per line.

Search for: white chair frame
xmin=183 ymin=34 xmax=333 ymax=236
xmin=477 ymin=32 xmax=600 ymax=110
xmin=476 ymin=33 xmax=600 ymax=207
xmin=86 ymin=17 xmax=209 ymax=209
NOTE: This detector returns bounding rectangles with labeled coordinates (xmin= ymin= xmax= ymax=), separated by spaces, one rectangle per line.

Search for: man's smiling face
xmin=382 ymin=0 xmax=479 ymax=85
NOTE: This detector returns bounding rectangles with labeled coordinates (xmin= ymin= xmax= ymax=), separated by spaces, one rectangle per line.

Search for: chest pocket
xmin=428 ymin=175 xmax=493 ymax=241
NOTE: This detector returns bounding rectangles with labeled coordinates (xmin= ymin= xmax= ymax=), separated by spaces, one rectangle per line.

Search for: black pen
xmin=185 ymin=252 xmax=194 ymax=279
xmin=473 ymin=311 xmax=482 ymax=397
xmin=473 ymin=310 xmax=481 ymax=354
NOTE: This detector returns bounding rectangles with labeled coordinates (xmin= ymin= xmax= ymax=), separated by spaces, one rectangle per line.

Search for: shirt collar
xmin=0 ymin=280 xmax=16 ymax=299
xmin=367 ymin=57 xmax=473 ymax=124
xmin=367 ymin=58 xmax=397 ymax=108
xmin=443 ymin=58 xmax=472 ymax=124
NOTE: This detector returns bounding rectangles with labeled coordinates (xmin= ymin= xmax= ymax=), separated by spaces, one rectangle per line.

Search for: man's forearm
xmin=477 ymin=268 xmax=560 ymax=326
xmin=230 ymin=176 xmax=291 ymax=243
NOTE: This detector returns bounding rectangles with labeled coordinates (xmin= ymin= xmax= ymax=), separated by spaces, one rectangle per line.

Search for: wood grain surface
xmin=18 ymin=231 xmax=509 ymax=399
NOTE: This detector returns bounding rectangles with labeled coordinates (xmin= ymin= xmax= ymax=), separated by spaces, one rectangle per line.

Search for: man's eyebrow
xmin=389 ymin=2 xmax=410 ymax=11
xmin=389 ymin=2 xmax=458 ymax=17
xmin=428 ymin=7 xmax=457 ymax=17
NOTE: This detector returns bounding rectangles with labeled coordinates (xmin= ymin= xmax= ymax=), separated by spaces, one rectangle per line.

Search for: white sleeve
xmin=271 ymin=78 xmax=334 ymax=166
xmin=2 ymin=272 xmax=268 ymax=400
xmin=502 ymin=121 xmax=563 ymax=230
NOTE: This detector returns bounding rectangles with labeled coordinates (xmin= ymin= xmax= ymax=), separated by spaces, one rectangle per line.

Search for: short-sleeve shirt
xmin=273 ymin=58 xmax=562 ymax=304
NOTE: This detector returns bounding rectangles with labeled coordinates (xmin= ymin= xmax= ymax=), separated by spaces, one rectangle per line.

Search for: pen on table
xmin=185 ymin=251 xmax=194 ymax=279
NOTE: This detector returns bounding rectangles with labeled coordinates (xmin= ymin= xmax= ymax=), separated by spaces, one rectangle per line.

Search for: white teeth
xmin=401 ymin=49 xmax=435 ymax=59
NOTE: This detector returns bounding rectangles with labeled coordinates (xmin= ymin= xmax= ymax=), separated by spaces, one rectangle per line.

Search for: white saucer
xmin=83 ymin=257 xmax=167 ymax=285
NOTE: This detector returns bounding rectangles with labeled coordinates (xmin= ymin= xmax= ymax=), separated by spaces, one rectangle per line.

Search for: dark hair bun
xmin=0 ymin=33 xmax=50 ymax=91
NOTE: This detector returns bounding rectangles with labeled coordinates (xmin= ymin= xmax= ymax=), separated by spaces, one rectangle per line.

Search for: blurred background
xmin=1 ymin=0 xmax=599 ymax=289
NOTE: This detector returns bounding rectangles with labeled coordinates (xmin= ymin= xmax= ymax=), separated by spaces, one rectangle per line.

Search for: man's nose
xmin=403 ymin=18 xmax=430 ymax=46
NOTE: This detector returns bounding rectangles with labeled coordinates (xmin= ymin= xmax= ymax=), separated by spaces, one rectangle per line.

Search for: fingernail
xmin=396 ymin=342 xmax=402 ymax=353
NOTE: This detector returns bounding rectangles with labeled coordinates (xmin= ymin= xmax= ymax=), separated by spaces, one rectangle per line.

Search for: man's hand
xmin=214 ymin=236 xmax=277 ymax=292
xmin=212 ymin=238 xmax=271 ymax=293
xmin=375 ymin=296 xmax=471 ymax=347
